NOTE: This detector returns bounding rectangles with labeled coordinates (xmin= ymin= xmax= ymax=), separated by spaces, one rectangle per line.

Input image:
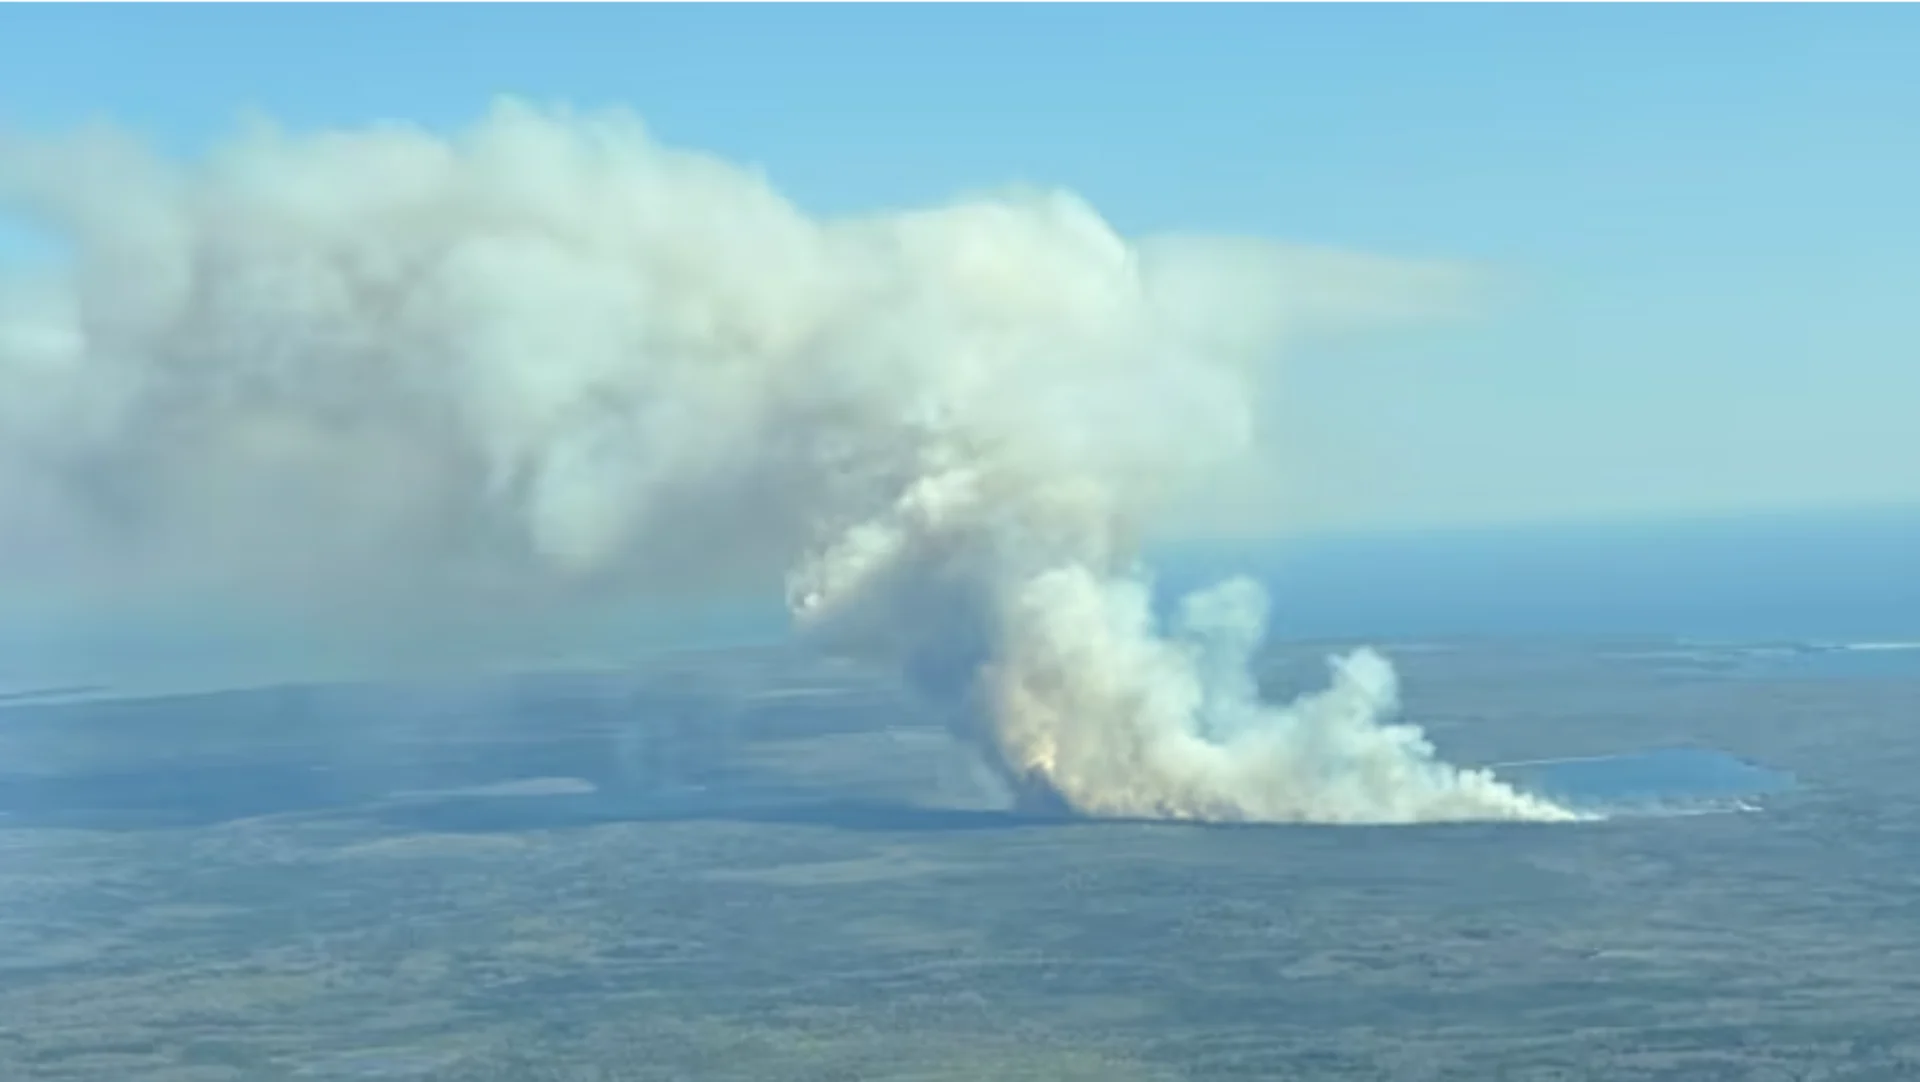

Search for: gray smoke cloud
xmin=0 ymin=100 xmax=1576 ymax=824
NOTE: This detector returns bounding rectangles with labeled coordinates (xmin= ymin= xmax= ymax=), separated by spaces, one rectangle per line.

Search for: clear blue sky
xmin=3 ymin=4 xmax=1916 ymax=532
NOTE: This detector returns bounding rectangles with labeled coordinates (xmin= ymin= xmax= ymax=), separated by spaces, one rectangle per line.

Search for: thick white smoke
xmin=0 ymin=101 xmax=1575 ymax=823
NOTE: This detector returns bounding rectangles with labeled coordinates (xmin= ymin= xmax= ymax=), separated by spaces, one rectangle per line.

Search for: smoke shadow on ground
xmin=0 ymin=678 xmax=745 ymax=831
xmin=0 ymin=755 xmax=1639 ymax=836
xmin=361 ymin=749 xmax=1798 ymax=837
xmin=0 ymin=761 xmax=1786 ymax=835
xmin=365 ymin=792 xmax=1610 ymax=837
xmin=0 ymin=762 xmax=397 ymax=831
xmin=0 ymin=761 xmax=1077 ymax=834
xmin=371 ymin=791 xmax=1078 ymax=835
xmin=363 ymin=788 xmax=1635 ymax=837
xmin=0 ymin=676 xmax=1792 ymax=834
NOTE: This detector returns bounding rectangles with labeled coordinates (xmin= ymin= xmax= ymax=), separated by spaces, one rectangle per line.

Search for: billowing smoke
xmin=0 ymin=101 xmax=1576 ymax=824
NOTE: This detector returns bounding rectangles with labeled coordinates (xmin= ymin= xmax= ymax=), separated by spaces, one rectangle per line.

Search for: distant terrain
xmin=9 ymin=504 xmax=1919 ymax=699
xmin=3 ymin=638 xmax=1918 ymax=1080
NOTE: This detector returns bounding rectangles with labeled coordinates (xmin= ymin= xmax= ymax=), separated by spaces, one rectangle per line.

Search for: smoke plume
xmin=0 ymin=101 xmax=1575 ymax=824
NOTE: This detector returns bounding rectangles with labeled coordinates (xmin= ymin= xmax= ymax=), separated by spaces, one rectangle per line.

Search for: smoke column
xmin=0 ymin=101 xmax=1576 ymax=824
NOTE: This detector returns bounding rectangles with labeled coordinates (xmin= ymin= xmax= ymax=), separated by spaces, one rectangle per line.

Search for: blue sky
xmin=3 ymin=4 xmax=1916 ymax=532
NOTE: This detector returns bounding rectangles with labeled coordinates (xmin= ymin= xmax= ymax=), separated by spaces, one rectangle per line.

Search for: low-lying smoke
xmin=0 ymin=101 xmax=1575 ymax=824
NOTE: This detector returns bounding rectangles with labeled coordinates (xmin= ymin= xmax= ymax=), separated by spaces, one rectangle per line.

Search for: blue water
xmin=1152 ymin=504 xmax=1920 ymax=644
